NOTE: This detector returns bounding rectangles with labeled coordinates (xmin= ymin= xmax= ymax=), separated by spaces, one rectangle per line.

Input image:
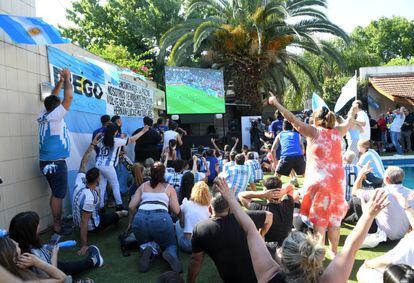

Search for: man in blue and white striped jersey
xmin=219 ymin=154 xmax=256 ymax=196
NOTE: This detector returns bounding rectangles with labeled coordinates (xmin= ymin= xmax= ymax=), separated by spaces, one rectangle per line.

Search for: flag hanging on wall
xmin=0 ymin=14 xmax=70 ymax=45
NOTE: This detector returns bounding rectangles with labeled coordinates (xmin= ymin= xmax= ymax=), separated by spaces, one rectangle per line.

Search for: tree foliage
xmin=161 ymin=0 xmax=348 ymax=114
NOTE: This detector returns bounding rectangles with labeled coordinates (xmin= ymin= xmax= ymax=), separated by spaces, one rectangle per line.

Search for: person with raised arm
xmin=215 ymin=177 xmax=390 ymax=283
xmin=357 ymin=190 xmax=414 ymax=282
xmin=268 ymin=91 xmax=358 ymax=256
xmin=38 ymin=68 xmax=73 ymax=236
xmin=95 ymin=123 xmax=149 ymax=211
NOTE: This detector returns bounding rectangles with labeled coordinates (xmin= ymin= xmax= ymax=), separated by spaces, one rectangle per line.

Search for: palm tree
xmin=160 ymin=0 xmax=349 ymax=114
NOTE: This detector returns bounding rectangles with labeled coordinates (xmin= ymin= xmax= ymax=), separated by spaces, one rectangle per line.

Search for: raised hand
xmin=360 ymin=161 xmax=373 ymax=176
xmin=366 ymin=189 xmax=390 ymax=218
xmin=215 ymin=177 xmax=233 ymax=200
xmin=60 ymin=68 xmax=71 ymax=81
xmin=393 ymin=191 xmax=414 ymax=210
xmin=16 ymin=253 xmax=42 ymax=269
xmin=92 ymin=133 xmax=102 ymax=146
xmin=268 ymin=91 xmax=278 ymax=106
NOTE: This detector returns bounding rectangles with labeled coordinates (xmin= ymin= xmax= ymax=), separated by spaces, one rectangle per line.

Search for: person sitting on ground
xmin=188 ymin=155 xmax=209 ymax=183
xmin=187 ymin=193 xmax=272 ymax=283
xmin=238 ymin=177 xmax=294 ymax=246
xmin=215 ymin=177 xmax=390 ymax=283
xmin=165 ymin=159 xmax=188 ymax=195
xmin=175 ymin=181 xmax=212 ymax=253
xmin=96 ymin=123 xmax=149 ymax=211
xmin=205 ymin=149 xmax=219 ymax=184
xmin=272 ymin=120 xmax=306 ymax=179
xmin=128 ymin=162 xmax=182 ymax=273
xmin=343 ymin=151 xmax=359 ymax=202
xmin=357 ymin=190 xmax=414 ymax=282
xmin=72 ymin=140 xmax=128 ymax=255
xmin=0 ymin=238 xmax=67 ymax=281
xmin=222 ymin=150 xmax=237 ymax=173
xmin=357 ymin=139 xmax=385 ymax=188
xmin=9 ymin=211 xmax=103 ymax=276
xmin=162 ymin=139 xmax=177 ymax=165
xmin=342 ymin=151 xmax=362 ymax=224
xmin=245 ymin=152 xmax=264 ymax=183
xmin=383 ymin=264 xmax=414 ymax=283
xmin=218 ymin=153 xmax=256 ymax=195
xmin=353 ymin=165 xmax=414 ymax=247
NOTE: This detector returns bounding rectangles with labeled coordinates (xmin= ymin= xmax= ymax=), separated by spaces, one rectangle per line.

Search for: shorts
xmin=39 ymin=160 xmax=68 ymax=199
xmin=276 ymin=155 xmax=306 ymax=176
xmin=275 ymin=147 xmax=281 ymax=160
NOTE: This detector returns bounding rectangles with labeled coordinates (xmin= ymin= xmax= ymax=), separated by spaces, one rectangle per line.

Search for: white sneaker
xmin=360 ymin=230 xmax=387 ymax=249
xmin=394 ymin=154 xmax=403 ymax=157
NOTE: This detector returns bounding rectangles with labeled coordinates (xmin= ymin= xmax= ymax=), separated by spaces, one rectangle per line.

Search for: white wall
xmin=0 ymin=0 xmax=53 ymax=229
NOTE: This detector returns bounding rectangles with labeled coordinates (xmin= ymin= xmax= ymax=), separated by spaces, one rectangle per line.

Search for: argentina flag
xmin=0 ymin=14 xmax=70 ymax=45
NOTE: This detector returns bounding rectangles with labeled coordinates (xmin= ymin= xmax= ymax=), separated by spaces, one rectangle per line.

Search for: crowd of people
xmin=1 ymin=68 xmax=414 ymax=283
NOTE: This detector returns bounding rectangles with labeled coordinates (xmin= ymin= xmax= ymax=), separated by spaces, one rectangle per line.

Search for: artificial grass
xmin=47 ymin=175 xmax=393 ymax=283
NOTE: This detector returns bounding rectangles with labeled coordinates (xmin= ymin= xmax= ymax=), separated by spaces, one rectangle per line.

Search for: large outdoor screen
xmin=165 ymin=66 xmax=225 ymax=114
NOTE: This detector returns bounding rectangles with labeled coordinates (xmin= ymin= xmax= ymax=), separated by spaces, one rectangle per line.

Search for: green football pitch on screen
xmin=165 ymin=67 xmax=225 ymax=114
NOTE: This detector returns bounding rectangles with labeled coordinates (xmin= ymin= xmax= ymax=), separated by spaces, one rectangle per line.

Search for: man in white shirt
xmin=353 ymin=165 xmax=414 ymax=244
xmin=352 ymin=100 xmax=370 ymax=140
xmin=390 ymin=107 xmax=406 ymax=155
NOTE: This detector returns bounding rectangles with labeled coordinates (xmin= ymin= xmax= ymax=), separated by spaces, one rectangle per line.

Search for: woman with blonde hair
xmin=175 ymin=181 xmax=212 ymax=253
xmin=268 ymin=92 xmax=358 ymax=256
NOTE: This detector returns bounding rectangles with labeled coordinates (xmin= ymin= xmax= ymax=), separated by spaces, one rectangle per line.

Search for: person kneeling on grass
xmin=175 ymin=181 xmax=211 ymax=253
xmin=214 ymin=177 xmax=390 ymax=283
xmin=72 ymin=138 xmax=128 ymax=256
xmin=128 ymin=162 xmax=182 ymax=273
xmin=9 ymin=211 xmax=102 ymax=277
xmin=238 ymin=177 xmax=294 ymax=246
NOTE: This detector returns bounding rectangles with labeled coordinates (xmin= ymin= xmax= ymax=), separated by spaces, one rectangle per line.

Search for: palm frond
xmin=193 ymin=21 xmax=222 ymax=52
xmin=168 ymin=32 xmax=194 ymax=66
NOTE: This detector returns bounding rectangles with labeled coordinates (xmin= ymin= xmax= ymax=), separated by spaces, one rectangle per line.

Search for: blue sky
xmin=36 ymin=0 xmax=414 ymax=33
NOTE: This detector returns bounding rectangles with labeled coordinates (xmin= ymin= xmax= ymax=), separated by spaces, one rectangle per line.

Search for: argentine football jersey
xmin=222 ymin=161 xmax=235 ymax=173
xmin=358 ymin=149 xmax=385 ymax=179
xmin=165 ymin=168 xmax=183 ymax=193
xmin=219 ymin=164 xmax=254 ymax=195
xmin=344 ymin=164 xmax=359 ymax=202
xmin=245 ymin=159 xmax=263 ymax=182
xmin=72 ymin=173 xmax=100 ymax=231
xmin=38 ymin=105 xmax=70 ymax=161
xmin=96 ymin=138 xmax=128 ymax=167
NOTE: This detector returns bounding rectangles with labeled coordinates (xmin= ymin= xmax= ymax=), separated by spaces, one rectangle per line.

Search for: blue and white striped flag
xmin=0 ymin=14 xmax=70 ymax=45
xmin=311 ymin=92 xmax=329 ymax=111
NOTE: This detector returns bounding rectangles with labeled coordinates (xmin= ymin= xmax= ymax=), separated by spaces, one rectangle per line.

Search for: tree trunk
xmin=231 ymin=74 xmax=263 ymax=116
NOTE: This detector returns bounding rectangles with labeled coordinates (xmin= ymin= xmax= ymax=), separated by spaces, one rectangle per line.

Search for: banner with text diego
xmin=47 ymin=46 xmax=153 ymax=203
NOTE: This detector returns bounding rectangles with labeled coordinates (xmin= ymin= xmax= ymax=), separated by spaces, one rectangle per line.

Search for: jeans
xmin=96 ymin=165 xmax=123 ymax=208
xmin=175 ymin=221 xmax=192 ymax=253
xmin=132 ymin=210 xmax=178 ymax=258
xmin=57 ymin=258 xmax=94 ymax=275
xmin=401 ymin=130 xmax=412 ymax=151
xmin=390 ymin=131 xmax=403 ymax=154
xmin=380 ymin=131 xmax=387 ymax=144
